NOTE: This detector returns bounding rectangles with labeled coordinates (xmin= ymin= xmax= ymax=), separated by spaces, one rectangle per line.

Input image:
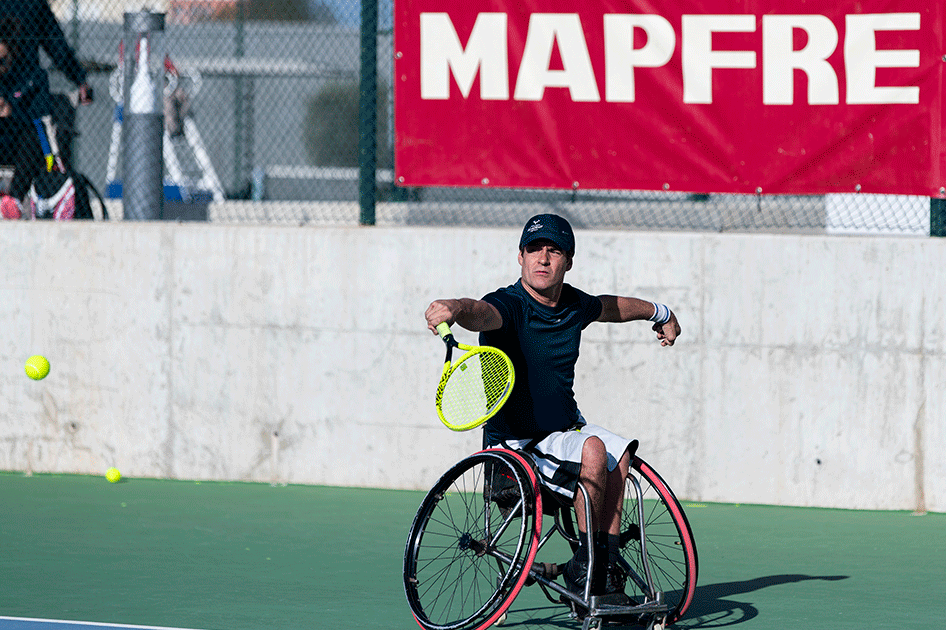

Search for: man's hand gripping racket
xmin=434 ymin=322 xmax=515 ymax=431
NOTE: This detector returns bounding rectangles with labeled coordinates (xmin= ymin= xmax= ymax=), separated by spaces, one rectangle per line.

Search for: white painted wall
xmin=0 ymin=222 xmax=942 ymax=512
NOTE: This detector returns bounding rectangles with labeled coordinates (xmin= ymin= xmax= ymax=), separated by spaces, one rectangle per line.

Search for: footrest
xmin=589 ymin=594 xmax=668 ymax=617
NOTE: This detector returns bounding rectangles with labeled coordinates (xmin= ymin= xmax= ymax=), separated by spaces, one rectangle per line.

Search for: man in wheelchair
xmin=425 ymin=213 xmax=681 ymax=603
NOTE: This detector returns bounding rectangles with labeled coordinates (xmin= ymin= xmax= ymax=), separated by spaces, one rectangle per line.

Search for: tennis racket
xmin=434 ymin=322 xmax=515 ymax=431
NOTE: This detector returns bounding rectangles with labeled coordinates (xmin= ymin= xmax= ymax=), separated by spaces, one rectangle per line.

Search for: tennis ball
xmin=25 ymin=355 xmax=50 ymax=380
xmin=106 ymin=467 xmax=121 ymax=483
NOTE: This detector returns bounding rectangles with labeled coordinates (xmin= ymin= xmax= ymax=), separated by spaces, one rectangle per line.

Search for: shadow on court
xmin=683 ymin=574 xmax=849 ymax=627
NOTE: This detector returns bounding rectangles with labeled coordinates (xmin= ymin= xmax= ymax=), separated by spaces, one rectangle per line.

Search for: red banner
xmin=394 ymin=1 xmax=944 ymax=196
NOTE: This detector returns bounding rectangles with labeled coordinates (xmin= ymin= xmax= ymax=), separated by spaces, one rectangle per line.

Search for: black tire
xmin=404 ymin=449 xmax=542 ymax=630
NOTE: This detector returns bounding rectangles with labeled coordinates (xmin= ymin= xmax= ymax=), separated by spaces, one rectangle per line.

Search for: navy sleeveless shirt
xmin=481 ymin=280 xmax=602 ymax=444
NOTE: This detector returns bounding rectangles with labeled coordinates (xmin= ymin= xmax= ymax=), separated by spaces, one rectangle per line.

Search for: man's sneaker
xmin=606 ymin=562 xmax=627 ymax=594
xmin=602 ymin=563 xmax=634 ymax=605
xmin=562 ymin=556 xmax=589 ymax=595
xmin=563 ymin=557 xmax=617 ymax=596
xmin=1 ymin=195 xmax=21 ymax=220
xmin=564 ymin=559 xmax=636 ymax=608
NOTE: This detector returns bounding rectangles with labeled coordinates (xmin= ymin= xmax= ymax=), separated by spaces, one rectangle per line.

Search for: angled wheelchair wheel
xmin=404 ymin=449 xmax=542 ymax=630
xmin=558 ymin=456 xmax=698 ymax=625
xmin=622 ymin=457 xmax=699 ymax=625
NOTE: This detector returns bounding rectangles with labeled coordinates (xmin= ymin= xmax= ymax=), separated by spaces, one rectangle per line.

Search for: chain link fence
xmin=1 ymin=1 xmax=942 ymax=235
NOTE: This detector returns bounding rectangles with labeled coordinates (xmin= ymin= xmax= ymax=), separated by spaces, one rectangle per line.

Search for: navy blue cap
xmin=519 ymin=214 xmax=575 ymax=255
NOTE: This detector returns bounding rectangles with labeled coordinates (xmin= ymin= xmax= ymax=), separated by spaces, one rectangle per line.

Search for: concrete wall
xmin=0 ymin=222 xmax=942 ymax=512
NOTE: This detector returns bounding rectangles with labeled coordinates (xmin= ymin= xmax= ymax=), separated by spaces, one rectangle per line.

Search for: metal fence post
xmin=233 ymin=0 xmax=246 ymax=195
xmin=359 ymin=0 xmax=378 ymax=226
xmin=122 ymin=11 xmax=165 ymax=221
xmin=932 ymin=196 xmax=946 ymax=237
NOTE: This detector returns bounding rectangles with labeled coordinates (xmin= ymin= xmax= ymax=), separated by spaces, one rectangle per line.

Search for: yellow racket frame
xmin=435 ymin=322 xmax=515 ymax=431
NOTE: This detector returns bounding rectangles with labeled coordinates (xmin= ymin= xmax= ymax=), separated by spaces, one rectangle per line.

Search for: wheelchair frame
xmin=403 ymin=448 xmax=698 ymax=630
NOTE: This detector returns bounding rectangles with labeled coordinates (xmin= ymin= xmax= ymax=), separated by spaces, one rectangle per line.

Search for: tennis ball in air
xmin=106 ymin=467 xmax=122 ymax=483
xmin=25 ymin=355 xmax=50 ymax=380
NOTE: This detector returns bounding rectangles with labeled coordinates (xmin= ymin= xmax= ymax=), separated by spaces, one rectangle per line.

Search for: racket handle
xmin=436 ymin=322 xmax=452 ymax=339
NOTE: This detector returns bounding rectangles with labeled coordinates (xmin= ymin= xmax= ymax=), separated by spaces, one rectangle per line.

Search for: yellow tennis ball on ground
xmin=25 ymin=355 xmax=50 ymax=380
xmin=106 ymin=467 xmax=121 ymax=483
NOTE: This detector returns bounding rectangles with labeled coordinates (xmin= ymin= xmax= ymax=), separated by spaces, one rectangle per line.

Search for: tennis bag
xmin=28 ymin=169 xmax=108 ymax=221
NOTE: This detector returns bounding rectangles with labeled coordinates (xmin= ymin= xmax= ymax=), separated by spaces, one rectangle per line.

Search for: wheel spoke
xmin=404 ymin=451 xmax=541 ymax=630
xmin=620 ymin=458 xmax=698 ymax=624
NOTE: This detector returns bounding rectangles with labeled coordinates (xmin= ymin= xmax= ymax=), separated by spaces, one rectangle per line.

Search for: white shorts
xmin=492 ymin=417 xmax=638 ymax=501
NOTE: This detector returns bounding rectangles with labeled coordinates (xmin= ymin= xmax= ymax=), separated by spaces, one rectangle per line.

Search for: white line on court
xmin=0 ymin=618 xmax=204 ymax=630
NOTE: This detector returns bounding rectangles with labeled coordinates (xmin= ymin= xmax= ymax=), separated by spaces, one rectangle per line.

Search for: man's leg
xmin=567 ymin=443 xmax=633 ymax=597
xmin=566 ymin=436 xmax=611 ymax=594
xmin=10 ymin=123 xmax=44 ymax=203
xmin=602 ymin=449 xmax=632 ymax=598
xmin=572 ymin=440 xmax=631 ymax=539
xmin=572 ymin=436 xmax=608 ymax=533
xmin=604 ymin=448 xmax=632 ymax=535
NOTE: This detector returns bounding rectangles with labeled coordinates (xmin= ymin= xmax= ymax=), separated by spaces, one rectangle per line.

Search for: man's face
xmin=518 ymin=239 xmax=573 ymax=297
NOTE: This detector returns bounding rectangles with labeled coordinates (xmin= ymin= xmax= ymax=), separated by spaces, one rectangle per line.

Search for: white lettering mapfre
xmin=394 ymin=0 xmax=944 ymax=196
xmin=420 ymin=12 xmax=921 ymax=106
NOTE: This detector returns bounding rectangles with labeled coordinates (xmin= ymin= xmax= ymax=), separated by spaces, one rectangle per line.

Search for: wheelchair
xmin=404 ymin=449 xmax=698 ymax=630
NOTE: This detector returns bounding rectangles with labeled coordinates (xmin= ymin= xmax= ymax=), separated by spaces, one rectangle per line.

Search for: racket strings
xmin=439 ymin=351 xmax=512 ymax=425
xmin=479 ymin=352 xmax=511 ymax=411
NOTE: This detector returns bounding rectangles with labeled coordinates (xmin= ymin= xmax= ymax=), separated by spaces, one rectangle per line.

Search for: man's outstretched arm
xmin=425 ymin=298 xmax=502 ymax=334
xmin=597 ymin=294 xmax=680 ymax=346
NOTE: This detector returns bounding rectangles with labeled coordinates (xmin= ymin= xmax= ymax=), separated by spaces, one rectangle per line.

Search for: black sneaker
xmin=563 ymin=558 xmax=617 ymax=596
xmin=562 ymin=556 xmax=589 ymax=594
xmin=606 ymin=563 xmax=628 ymax=595
xmin=601 ymin=563 xmax=634 ymax=606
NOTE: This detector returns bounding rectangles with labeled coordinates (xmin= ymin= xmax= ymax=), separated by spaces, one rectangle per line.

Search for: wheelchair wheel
xmin=404 ymin=449 xmax=542 ymax=630
xmin=559 ymin=456 xmax=698 ymax=625
xmin=622 ymin=457 xmax=698 ymax=625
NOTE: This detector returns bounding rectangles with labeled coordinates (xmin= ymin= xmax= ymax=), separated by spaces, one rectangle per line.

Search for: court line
xmin=0 ymin=618 xmax=204 ymax=630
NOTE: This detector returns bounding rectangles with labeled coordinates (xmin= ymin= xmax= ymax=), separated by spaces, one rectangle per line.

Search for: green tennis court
xmin=1 ymin=472 xmax=942 ymax=630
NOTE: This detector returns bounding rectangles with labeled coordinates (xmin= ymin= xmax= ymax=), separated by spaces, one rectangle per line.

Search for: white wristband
xmin=649 ymin=302 xmax=671 ymax=325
